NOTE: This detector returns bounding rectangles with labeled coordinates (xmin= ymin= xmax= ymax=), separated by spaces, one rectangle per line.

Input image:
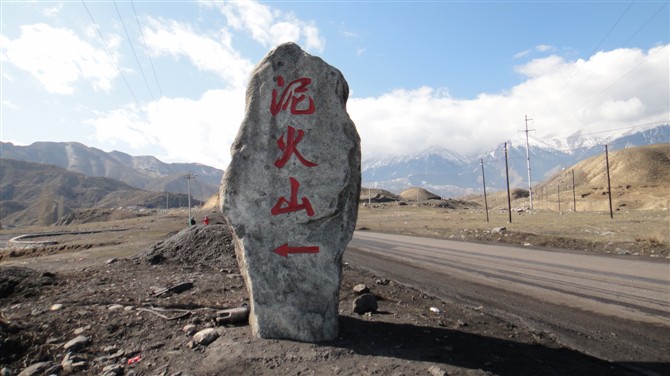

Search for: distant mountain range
xmin=1 ymin=123 xmax=667 ymax=227
xmin=1 ymin=141 xmax=223 ymax=200
xmin=362 ymin=124 xmax=670 ymax=198
xmin=0 ymin=159 xmax=199 ymax=227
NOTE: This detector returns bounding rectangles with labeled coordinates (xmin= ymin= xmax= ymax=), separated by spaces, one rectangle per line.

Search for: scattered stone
xmin=429 ymin=307 xmax=441 ymax=314
xmin=428 ymin=365 xmax=447 ymax=376
xmin=108 ymin=304 xmax=124 ymax=311
xmin=101 ymin=364 xmax=123 ymax=376
xmin=0 ymin=367 xmax=10 ymax=376
xmin=375 ymin=278 xmax=390 ymax=285
xmin=45 ymin=364 xmax=62 ymax=375
xmin=352 ymin=284 xmax=370 ymax=294
xmin=49 ymin=303 xmax=63 ymax=311
xmin=491 ymin=227 xmax=506 ymax=234
xmin=353 ymin=293 xmax=378 ymax=315
xmin=221 ymin=42 xmax=360 ymax=342
xmin=183 ymin=324 xmax=197 ymax=335
xmin=17 ymin=362 xmax=51 ymax=376
xmin=193 ymin=328 xmax=219 ymax=346
xmin=61 ymin=352 xmax=87 ymax=372
xmin=106 ymin=258 xmax=118 ymax=265
xmin=73 ymin=327 xmax=86 ymax=335
xmin=63 ymin=335 xmax=89 ymax=352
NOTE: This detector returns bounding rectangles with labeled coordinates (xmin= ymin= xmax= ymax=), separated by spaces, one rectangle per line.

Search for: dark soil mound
xmin=0 ymin=266 xmax=57 ymax=302
xmin=136 ymin=224 xmax=237 ymax=270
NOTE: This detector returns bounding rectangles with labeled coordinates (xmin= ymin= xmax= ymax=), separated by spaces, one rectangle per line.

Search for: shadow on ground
xmin=336 ymin=316 xmax=664 ymax=376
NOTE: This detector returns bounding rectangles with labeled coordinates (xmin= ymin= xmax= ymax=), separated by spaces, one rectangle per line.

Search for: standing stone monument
xmin=220 ymin=42 xmax=361 ymax=342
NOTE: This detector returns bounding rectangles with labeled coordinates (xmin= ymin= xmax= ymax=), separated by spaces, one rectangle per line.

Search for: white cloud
xmin=143 ymin=18 xmax=254 ymax=89
xmin=514 ymin=44 xmax=557 ymax=59
xmin=0 ymin=24 xmax=118 ymax=94
xmin=349 ymin=44 xmax=669 ymax=161
xmin=202 ymin=0 xmax=325 ymax=52
xmin=42 ymin=3 xmax=63 ymax=18
xmin=84 ymin=44 xmax=668 ymax=168
xmin=86 ymin=89 xmax=246 ymax=169
xmin=2 ymin=100 xmax=21 ymax=110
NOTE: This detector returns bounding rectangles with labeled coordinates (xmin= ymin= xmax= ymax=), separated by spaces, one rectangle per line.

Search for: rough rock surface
xmin=221 ymin=42 xmax=361 ymax=342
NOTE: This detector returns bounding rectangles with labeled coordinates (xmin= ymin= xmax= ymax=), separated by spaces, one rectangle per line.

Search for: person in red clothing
xmin=203 ymin=216 xmax=210 ymax=225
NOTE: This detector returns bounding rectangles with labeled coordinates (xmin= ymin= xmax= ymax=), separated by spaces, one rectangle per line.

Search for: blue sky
xmin=1 ymin=1 xmax=668 ymax=170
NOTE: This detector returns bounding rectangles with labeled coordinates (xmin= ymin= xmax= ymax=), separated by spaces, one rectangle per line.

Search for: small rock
xmin=183 ymin=324 xmax=197 ymax=335
xmin=50 ymin=303 xmax=63 ymax=311
xmin=18 ymin=362 xmax=51 ymax=376
xmin=63 ymin=335 xmax=89 ymax=352
xmin=492 ymin=227 xmax=506 ymax=234
xmin=61 ymin=353 xmax=87 ymax=372
xmin=0 ymin=368 xmax=10 ymax=376
xmin=193 ymin=328 xmax=219 ymax=346
xmin=429 ymin=307 xmax=440 ymax=314
xmin=352 ymin=284 xmax=370 ymax=294
xmin=45 ymin=364 xmax=62 ymax=375
xmin=428 ymin=365 xmax=447 ymax=376
xmin=353 ymin=293 xmax=378 ymax=315
xmin=375 ymin=278 xmax=390 ymax=285
xmin=108 ymin=304 xmax=124 ymax=311
xmin=73 ymin=327 xmax=86 ymax=335
xmin=102 ymin=364 xmax=123 ymax=376
xmin=106 ymin=258 xmax=118 ymax=264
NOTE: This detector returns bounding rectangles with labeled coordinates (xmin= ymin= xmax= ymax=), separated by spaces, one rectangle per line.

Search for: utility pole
xmin=572 ymin=169 xmax=576 ymax=212
xmin=605 ymin=145 xmax=613 ymax=219
xmin=480 ymin=158 xmax=489 ymax=223
xmin=184 ymin=171 xmax=197 ymax=226
xmin=504 ymin=142 xmax=512 ymax=223
xmin=520 ymin=115 xmax=535 ymax=210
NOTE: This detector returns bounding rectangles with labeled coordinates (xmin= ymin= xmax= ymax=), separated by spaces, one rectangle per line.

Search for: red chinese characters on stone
xmin=275 ymin=126 xmax=318 ymax=168
xmin=271 ymin=76 xmax=315 ymax=116
xmin=271 ymin=177 xmax=315 ymax=217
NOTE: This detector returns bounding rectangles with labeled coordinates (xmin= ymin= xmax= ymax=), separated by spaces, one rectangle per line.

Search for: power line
xmin=131 ymin=0 xmax=163 ymax=97
xmin=622 ymin=2 xmax=668 ymax=48
xmin=537 ymin=1 xmax=638 ymax=119
xmin=113 ymin=0 xmax=154 ymax=100
xmin=587 ymin=0 xmax=635 ymax=58
xmin=81 ymin=0 xmax=141 ymax=107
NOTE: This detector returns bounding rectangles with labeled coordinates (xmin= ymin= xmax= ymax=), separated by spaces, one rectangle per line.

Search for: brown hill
xmin=360 ymin=187 xmax=401 ymax=203
xmin=534 ymin=143 xmax=670 ymax=211
xmin=0 ymin=159 xmax=200 ymax=228
xmin=399 ymin=187 xmax=441 ymax=202
xmin=0 ymin=141 xmax=223 ymax=200
xmin=471 ymin=144 xmax=670 ymax=211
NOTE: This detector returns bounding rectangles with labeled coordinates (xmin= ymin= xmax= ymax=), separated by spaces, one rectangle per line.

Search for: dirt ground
xmin=0 ymin=207 xmax=666 ymax=375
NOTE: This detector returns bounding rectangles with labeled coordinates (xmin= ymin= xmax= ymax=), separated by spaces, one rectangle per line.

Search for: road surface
xmin=345 ymin=231 xmax=670 ymax=375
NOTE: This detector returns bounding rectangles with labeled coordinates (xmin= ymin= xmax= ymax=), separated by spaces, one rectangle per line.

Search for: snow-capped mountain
xmin=362 ymin=124 xmax=670 ymax=198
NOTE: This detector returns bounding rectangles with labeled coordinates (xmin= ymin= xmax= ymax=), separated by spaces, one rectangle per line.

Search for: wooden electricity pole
xmin=504 ymin=142 xmax=512 ymax=223
xmin=184 ymin=171 xmax=197 ymax=226
xmin=480 ymin=158 xmax=489 ymax=223
xmin=572 ymin=169 xmax=576 ymax=212
xmin=605 ymin=145 xmax=613 ymax=219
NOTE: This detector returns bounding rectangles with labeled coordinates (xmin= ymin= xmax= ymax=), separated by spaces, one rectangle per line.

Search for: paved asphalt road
xmin=345 ymin=231 xmax=670 ymax=374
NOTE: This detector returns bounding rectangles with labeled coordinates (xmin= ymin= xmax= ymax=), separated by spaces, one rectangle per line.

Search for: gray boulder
xmin=221 ymin=42 xmax=361 ymax=342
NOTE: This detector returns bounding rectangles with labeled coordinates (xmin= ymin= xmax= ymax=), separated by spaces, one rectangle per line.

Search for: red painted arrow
xmin=273 ymin=243 xmax=320 ymax=257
